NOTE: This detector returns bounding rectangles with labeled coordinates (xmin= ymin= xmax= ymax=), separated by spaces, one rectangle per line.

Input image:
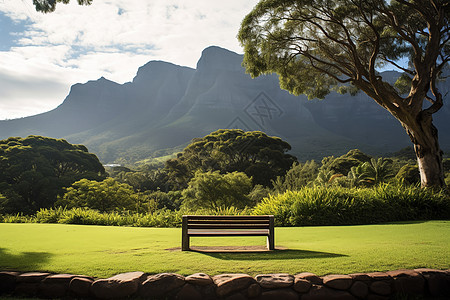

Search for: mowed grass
xmin=0 ymin=221 xmax=448 ymax=278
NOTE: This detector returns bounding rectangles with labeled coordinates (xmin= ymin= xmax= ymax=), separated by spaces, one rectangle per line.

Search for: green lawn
xmin=0 ymin=221 xmax=449 ymax=278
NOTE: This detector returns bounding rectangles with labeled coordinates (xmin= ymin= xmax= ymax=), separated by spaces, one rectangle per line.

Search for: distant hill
xmin=1 ymin=46 xmax=449 ymax=163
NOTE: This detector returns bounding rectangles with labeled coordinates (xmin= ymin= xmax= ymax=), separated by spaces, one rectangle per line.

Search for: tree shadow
xmin=190 ymin=246 xmax=346 ymax=261
xmin=0 ymin=248 xmax=53 ymax=272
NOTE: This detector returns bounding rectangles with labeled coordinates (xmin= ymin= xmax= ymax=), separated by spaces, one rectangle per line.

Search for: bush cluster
xmin=2 ymin=184 xmax=448 ymax=227
xmin=253 ymin=184 xmax=450 ymax=226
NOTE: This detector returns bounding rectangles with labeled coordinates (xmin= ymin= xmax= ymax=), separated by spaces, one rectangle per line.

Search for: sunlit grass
xmin=0 ymin=221 xmax=448 ymax=278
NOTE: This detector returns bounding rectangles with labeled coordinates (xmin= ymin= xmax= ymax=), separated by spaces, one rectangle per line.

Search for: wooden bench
xmin=181 ymin=215 xmax=274 ymax=251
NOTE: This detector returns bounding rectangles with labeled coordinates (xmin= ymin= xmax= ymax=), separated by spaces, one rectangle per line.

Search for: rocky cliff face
xmin=0 ymin=46 xmax=448 ymax=163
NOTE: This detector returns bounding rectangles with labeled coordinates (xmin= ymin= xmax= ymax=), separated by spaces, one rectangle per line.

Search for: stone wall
xmin=1 ymin=269 xmax=449 ymax=299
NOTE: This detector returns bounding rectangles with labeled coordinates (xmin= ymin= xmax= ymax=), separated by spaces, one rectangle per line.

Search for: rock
xmin=38 ymin=283 xmax=67 ymax=298
xmin=91 ymin=271 xmax=145 ymax=299
xmin=293 ymin=278 xmax=312 ymax=293
xmin=386 ymin=269 xmax=425 ymax=295
xmin=366 ymin=295 xmax=389 ymax=300
xmin=185 ymin=273 xmax=213 ymax=286
xmin=0 ymin=271 xmax=19 ymax=294
xmin=16 ymin=272 xmax=51 ymax=283
xmin=414 ymin=268 xmax=447 ymax=275
xmin=14 ymin=283 xmax=39 ymax=297
xmin=255 ymin=273 xmax=294 ymax=289
xmin=70 ymin=277 xmax=94 ymax=298
xmin=369 ymin=281 xmax=391 ymax=296
xmin=224 ymin=293 xmax=247 ymax=300
xmin=349 ymin=281 xmax=369 ymax=299
xmin=323 ymin=274 xmax=353 ymax=290
xmin=366 ymin=272 xmax=391 ymax=281
xmin=302 ymin=285 xmax=356 ymax=300
xmin=177 ymin=283 xmax=202 ymax=300
xmin=140 ymin=273 xmax=185 ymax=298
xmin=259 ymin=288 xmax=299 ymax=300
xmin=294 ymin=272 xmax=323 ymax=285
xmin=247 ymin=283 xmax=261 ymax=298
xmin=416 ymin=270 xmax=450 ymax=297
xmin=39 ymin=273 xmax=85 ymax=298
xmin=213 ymin=274 xmax=255 ymax=298
xmin=348 ymin=273 xmax=372 ymax=282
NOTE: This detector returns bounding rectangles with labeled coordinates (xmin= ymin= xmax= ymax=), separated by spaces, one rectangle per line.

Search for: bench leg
xmin=182 ymin=216 xmax=190 ymax=251
xmin=267 ymin=216 xmax=275 ymax=250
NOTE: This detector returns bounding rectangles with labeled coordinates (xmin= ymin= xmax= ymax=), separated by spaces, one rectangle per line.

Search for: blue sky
xmin=0 ymin=0 xmax=259 ymax=120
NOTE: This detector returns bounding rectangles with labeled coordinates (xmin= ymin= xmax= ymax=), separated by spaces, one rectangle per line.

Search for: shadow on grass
xmin=0 ymin=248 xmax=53 ymax=271
xmin=190 ymin=247 xmax=346 ymax=260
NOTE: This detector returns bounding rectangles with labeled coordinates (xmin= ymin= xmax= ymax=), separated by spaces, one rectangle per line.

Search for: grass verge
xmin=0 ymin=221 xmax=448 ymax=278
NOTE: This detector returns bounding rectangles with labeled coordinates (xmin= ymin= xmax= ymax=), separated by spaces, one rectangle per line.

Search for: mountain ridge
xmin=1 ymin=46 xmax=449 ymax=163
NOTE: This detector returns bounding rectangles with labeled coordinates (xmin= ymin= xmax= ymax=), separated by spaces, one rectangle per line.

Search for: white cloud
xmin=0 ymin=0 xmax=259 ymax=120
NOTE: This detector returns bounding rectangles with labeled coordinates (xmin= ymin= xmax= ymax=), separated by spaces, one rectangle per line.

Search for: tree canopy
xmin=238 ymin=0 xmax=449 ymax=188
xmin=165 ymin=129 xmax=297 ymax=187
xmin=0 ymin=136 xmax=105 ymax=214
xmin=33 ymin=0 xmax=92 ymax=13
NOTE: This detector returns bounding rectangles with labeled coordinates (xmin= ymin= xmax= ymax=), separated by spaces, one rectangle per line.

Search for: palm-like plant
xmin=363 ymin=158 xmax=394 ymax=185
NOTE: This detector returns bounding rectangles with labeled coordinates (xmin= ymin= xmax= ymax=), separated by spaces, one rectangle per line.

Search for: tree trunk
xmin=405 ymin=115 xmax=445 ymax=189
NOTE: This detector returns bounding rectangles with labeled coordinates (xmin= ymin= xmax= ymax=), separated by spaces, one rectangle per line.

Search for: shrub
xmin=253 ymin=184 xmax=449 ymax=226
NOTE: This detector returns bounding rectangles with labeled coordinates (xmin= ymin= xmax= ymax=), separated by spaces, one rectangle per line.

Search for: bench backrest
xmin=183 ymin=215 xmax=274 ymax=230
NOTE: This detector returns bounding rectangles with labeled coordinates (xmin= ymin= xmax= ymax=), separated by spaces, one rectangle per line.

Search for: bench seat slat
xmin=188 ymin=220 xmax=270 ymax=224
xmin=186 ymin=215 xmax=271 ymax=220
xmin=188 ymin=224 xmax=270 ymax=229
xmin=188 ymin=229 xmax=270 ymax=236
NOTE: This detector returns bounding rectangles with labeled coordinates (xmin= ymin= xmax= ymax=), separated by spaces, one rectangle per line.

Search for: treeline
xmin=1 ymin=130 xmax=449 ymax=226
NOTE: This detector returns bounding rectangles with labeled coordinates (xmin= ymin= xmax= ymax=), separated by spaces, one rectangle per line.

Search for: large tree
xmin=238 ymin=0 xmax=449 ymax=188
xmin=0 ymin=136 xmax=105 ymax=214
xmin=33 ymin=0 xmax=92 ymax=13
xmin=166 ymin=129 xmax=297 ymax=187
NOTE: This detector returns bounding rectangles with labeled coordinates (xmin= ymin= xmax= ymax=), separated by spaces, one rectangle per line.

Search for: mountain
xmin=1 ymin=46 xmax=449 ymax=163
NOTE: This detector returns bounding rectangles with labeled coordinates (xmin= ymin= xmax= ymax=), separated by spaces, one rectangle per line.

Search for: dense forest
xmin=0 ymin=130 xmax=449 ymax=226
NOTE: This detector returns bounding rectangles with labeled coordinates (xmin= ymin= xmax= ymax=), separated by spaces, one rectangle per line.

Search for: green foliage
xmin=33 ymin=0 xmax=93 ymax=13
xmin=396 ymin=164 xmax=420 ymax=185
xmin=272 ymin=160 xmax=319 ymax=193
xmin=238 ymin=0 xmax=448 ymax=188
xmin=322 ymin=149 xmax=372 ymax=176
xmin=254 ymin=184 xmax=449 ymax=226
xmin=166 ymin=129 xmax=296 ymax=187
xmin=0 ymin=136 xmax=105 ymax=214
xmin=362 ymin=158 xmax=395 ymax=184
xmin=181 ymin=171 xmax=253 ymax=210
xmin=3 ymin=207 xmax=182 ymax=227
xmin=57 ymin=178 xmax=136 ymax=213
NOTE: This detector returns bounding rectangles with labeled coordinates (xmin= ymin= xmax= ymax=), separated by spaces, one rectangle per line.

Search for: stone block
xmin=366 ymin=272 xmax=391 ymax=281
xmin=293 ymin=278 xmax=311 ymax=293
xmin=177 ymin=283 xmax=202 ymax=300
xmin=69 ymin=277 xmax=94 ymax=298
xmin=91 ymin=271 xmax=145 ymax=299
xmin=224 ymin=292 xmax=247 ymax=300
xmin=294 ymin=272 xmax=323 ymax=285
xmin=387 ymin=269 xmax=425 ymax=296
xmin=259 ymin=288 xmax=299 ymax=300
xmin=185 ymin=273 xmax=213 ymax=286
xmin=256 ymin=273 xmax=294 ymax=289
xmin=16 ymin=272 xmax=50 ymax=283
xmin=348 ymin=273 xmax=372 ymax=282
xmin=369 ymin=281 xmax=391 ymax=296
xmin=140 ymin=273 xmax=185 ymax=298
xmin=323 ymin=274 xmax=353 ymax=290
xmin=14 ymin=283 xmax=39 ymax=297
xmin=212 ymin=274 xmax=255 ymax=298
xmin=0 ymin=271 xmax=19 ymax=294
xmin=246 ymin=283 xmax=261 ymax=298
xmin=349 ymin=281 xmax=369 ymax=299
xmin=302 ymin=285 xmax=356 ymax=300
